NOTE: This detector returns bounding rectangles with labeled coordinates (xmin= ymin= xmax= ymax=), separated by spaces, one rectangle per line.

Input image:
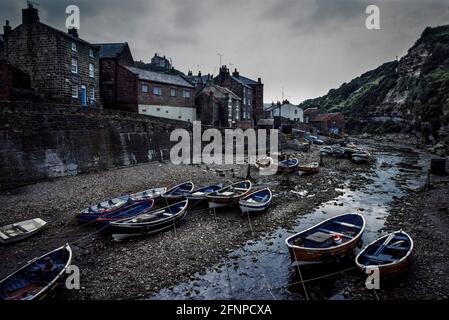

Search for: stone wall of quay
xmin=0 ymin=102 xmax=191 ymax=189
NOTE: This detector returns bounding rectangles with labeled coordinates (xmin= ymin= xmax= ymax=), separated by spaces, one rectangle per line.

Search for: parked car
xmin=304 ymin=135 xmax=324 ymax=145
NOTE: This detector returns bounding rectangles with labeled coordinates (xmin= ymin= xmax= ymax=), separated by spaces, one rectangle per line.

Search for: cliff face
xmin=299 ymin=25 xmax=449 ymax=142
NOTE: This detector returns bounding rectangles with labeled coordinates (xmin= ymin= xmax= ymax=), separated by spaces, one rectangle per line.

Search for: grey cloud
xmin=1 ymin=0 xmax=448 ymax=103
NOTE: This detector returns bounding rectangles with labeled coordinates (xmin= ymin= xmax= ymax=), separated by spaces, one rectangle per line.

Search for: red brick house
xmin=97 ymin=43 xmax=135 ymax=111
xmin=1 ymin=4 xmax=100 ymax=107
xmin=195 ymin=81 xmax=241 ymax=127
xmin=123 ymin=66 xmax=196 ymax=122
xmin=309 ymin=112 xmax=345 ymax=135
xmin=213 ymin=65 xmax=263 ymax=128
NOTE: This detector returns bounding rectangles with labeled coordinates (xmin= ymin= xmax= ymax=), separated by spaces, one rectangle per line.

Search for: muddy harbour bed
xmin=0 ymin=139 xmax=448 ymax=300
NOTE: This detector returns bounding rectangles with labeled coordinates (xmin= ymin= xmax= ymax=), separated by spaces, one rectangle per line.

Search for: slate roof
xmin=231 ymin=76 xmax=252 ymax=89
xmin=238 ymin=75 xmax=258 ymax=86
xmin=97 ymin=43 xmax=127 ymax=58
xmin=125 ymin=66 xmax=194 ymax=88
xmin=198 ymin=84 xmax=241 ymax=100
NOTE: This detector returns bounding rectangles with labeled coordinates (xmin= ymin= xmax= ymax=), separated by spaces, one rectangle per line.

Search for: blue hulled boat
xmin=0 ymin=244 xmax=72 ymax=300
xmin=95 ymin=198 xmax=155 ymax=230
xmin=239 ymin=188 xmax=273 ymax=213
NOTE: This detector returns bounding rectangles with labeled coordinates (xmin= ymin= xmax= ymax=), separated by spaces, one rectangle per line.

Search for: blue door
xmin=81 ymin=85 xmax=87 ymax=108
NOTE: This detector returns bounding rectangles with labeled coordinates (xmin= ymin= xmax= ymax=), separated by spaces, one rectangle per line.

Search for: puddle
xmin=150 ymin=147 xmax=429 ymax=300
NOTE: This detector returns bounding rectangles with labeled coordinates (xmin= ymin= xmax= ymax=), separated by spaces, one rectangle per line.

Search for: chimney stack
xmin=68 ymin=27 xmax=79 ymax=38
xmin=232 ymin=68 xmax=239 ymax=78
xmin=258 ymin=77 xmax=262 ymax=84
xmin=188 ymin=70 xmax=193 ymax=76
xmin=198 ymin=71 xmax=202 ymax=77
xmin=22 ymin=4 xmax=39 ymax=24
xmin=3 ymin=20 xmax=11 ymax=36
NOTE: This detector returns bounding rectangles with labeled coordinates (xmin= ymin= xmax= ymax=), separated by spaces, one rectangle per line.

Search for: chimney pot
xmin=68 ymin=27 xmax=78 ymax=38
xmin=258 ymin=77 xmax=262 ymax=84
xmin=3 ymin=20 xmax=12 ymax=36
xmin=22 ymin=5 xmax=40 ymax=24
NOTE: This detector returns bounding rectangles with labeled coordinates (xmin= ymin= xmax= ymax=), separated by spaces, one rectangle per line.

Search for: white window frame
xmin=72 ymin=84 xmax=79 ymax=98
xmin=90 ymin=87 xmax=95 ymax=101
xmin=182 ymin=90 xmax=191 ymax=99
xmin=89 ymin=49 xmax=94 ymax=58
xmin=153 ymin=87 xmax=162 ymax=96
xmin=89 ymin=64 xmax=95 ymax=78
xmin=71 ymin=42 xmax=77 ymax=52
xmin=142 ymin=84 xmax=149 ymax=93
xmin=71 ymin=58 xmax=78 ymax=74
xmin=170 ymin=88 xmax=177 ymax=97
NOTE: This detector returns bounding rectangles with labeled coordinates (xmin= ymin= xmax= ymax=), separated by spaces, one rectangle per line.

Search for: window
xmin=295 ymin=109 xmax=298 ymax=114
xmin=89 ymin=64 xmax=95 ymax=78
xmin=142 ymin=109 xmax=147 ymax=112
xmin=142 ymin=84 xmax=149 ymax=93
xmin=71 ymin=58 xmax=78 ymax=74
xmin=90 ymin=87 xmax=95 ymax=100
xmin=156 ymin=108 xmax=161 ymax=111
xmin=71 ymin=84 xmax=79 ymax=98
xmin=170 ymin=88 xmax=177 ymax=97
xmin=104 ymin=83 xmax=114 ymax=93
xmin=89 ymin=49 xmax=94 ymax=58
xmin=243 ymin=97 xmax=246 ymax=105
xmin=71 ymin=42 xmax=77 ymax=52
xmin=153 ymin=87 xmax=162 ymax=96
xmin=182 ymin=90 xmax=191 ymax=99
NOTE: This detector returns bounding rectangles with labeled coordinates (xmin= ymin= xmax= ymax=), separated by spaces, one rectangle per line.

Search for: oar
xmin=373 ymin=233 xmax=395 ymax=256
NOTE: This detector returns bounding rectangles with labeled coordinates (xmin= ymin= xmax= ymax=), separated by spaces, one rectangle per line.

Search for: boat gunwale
xmin=110 ymin=200 xmax=189 ymax=227
xmin=355 ymin=230 xmax=414 ymax=270
xmin=0 ymin=244 xmax=72 ymax=300
xmin=284 ymin=213 xmax=366 ymax=252
xmin=239 ymin=188 xmax=272 ymax=208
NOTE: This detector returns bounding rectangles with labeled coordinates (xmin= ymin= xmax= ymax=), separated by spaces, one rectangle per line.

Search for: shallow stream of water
xmin=151 ymin=146 xmax=428 ymax=300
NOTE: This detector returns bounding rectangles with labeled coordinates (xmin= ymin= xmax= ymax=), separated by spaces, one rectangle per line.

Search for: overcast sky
xmin=1 ymin=0 xmax=449 ymax=103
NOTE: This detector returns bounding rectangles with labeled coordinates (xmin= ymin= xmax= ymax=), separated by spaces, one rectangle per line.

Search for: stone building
xmin=122 ymin=66 xmax=196 ymax=122
xmin=97 ymin=43 xmax=135 ymax=111
xmin=195 ymin=81 xmax=241 ymax=127
xmin=309 ymin=112 xmax=345 ymax=135
xmin=213 ymin=65 xmax=261 ymax=129
xmin=1 ymin=4 xmax=100 ymax=106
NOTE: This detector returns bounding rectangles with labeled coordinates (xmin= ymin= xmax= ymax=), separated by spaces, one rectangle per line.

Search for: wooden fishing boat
xmin=0 ymin=244 xmax=72 ymax=300
xmin=161 ymin=181 xmax=194 ymax=203
xmin=129 ymin=187 xmax=167 ymax=202
xmin=0 ymin=218 xmax=47 ymax=245
xmin=110 ymin=200 xmax=189 ymax=241
xmin=355 ymin=230 xmax=413 ymax=277
xmin=255 ymin=157 xmax=274 ymax=170
xmin=352 ymin=151 xmax=371 ymax=163
xmin=285 ymin=213 xmax=366 ymax=264
xmin=297 ymin=163 xmax=320 ymax=174
xmin=239 ymin=188 xmax=272 ymax=213
xmin=95 ymin=198 xmax=155 ymax=229
xmin=278 ymin=158 xmax=299 ymax=172
xmin=186 ymin=183 xmax=224 ymax=204
xmin=319 ymin=146 xmax=334 ymax=157
xmin=76 ymin=197 xmax=153 ymax=224
xmin=76 ymin=195 xmax=129 ymax=223
xmin=206 ymin=180 xmax=252 ymax=208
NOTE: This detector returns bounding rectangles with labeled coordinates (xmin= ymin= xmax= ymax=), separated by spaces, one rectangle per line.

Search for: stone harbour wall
xmin=0 ymin=102 xmax=191 ymax=189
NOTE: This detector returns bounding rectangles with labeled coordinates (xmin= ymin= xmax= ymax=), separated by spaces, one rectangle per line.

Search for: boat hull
xmin=110 ymin=209 xmax=187 ymax=240
xmin=285 ymin=213 xmax=365 ymax=264
xmin=0 ymin=244 xmax=72 ymax=300
xmin=287 ymin=235 xmax=362 ymax=263
xmin=355 ymin=231 xmax=413 ymax=277
xmin=0 ymin=218 xmax=47 ymax=245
